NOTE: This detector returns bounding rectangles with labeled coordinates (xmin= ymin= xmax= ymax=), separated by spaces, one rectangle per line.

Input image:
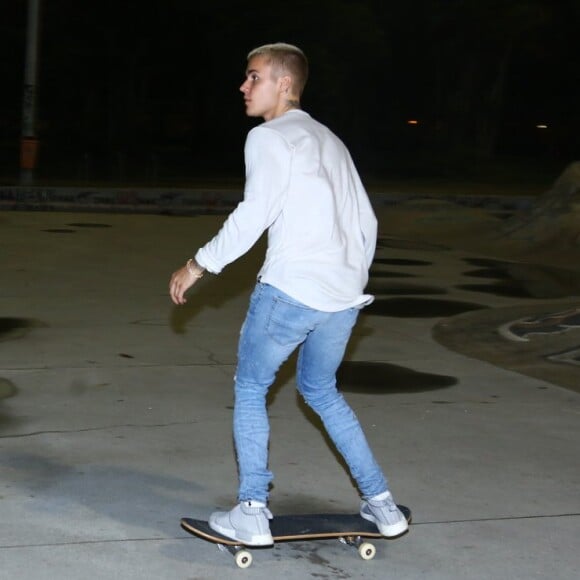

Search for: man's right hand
xmin=169 ymin=260 xmax=204 ymax=305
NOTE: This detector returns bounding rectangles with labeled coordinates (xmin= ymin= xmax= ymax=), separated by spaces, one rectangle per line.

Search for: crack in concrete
xmin=0 ymin=362 xmax=236 ymax=371
xmin=0 ymin=535 xmax=188 ymax=550
xmin=0 ymin=420 xmax=200 ymax=440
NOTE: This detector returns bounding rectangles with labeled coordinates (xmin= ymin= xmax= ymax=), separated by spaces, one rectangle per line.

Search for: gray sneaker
xmin=360 ymin=492 xmax=409 ymax=537
xmin=209 ymin=501 xmax=274 ymax=546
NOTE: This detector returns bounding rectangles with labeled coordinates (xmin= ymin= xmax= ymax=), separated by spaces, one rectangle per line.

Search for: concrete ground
xmin=1 ymin=206 xmax=579 ymax=579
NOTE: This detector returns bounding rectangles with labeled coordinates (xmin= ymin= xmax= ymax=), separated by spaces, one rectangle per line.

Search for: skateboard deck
xmin=181 ymin=506 xmax=411 ymax=568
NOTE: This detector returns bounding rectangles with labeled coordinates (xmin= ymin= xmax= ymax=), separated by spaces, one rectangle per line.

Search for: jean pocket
xmin=266 ymin=297 xmax=312 ymax=347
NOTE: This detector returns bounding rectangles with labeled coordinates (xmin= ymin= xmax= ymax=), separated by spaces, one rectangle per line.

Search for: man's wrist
xmin=186 ymin=258 xmax=205 ymax=279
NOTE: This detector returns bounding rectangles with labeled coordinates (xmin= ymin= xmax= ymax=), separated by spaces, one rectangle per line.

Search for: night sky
xmin=1 ymin=0 xmax=578 ymax=182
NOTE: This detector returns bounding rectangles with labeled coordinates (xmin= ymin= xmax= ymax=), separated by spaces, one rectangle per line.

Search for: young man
xmin=169 ymin=43 xmax=407 ymax=546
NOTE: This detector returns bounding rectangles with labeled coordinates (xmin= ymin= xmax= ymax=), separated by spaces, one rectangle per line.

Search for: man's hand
xmin=169 ymin=260 xmax=204 ymax=305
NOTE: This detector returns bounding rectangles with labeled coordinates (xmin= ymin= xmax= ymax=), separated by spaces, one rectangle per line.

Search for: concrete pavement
xmin=1 ymin=208 xmax=579 ymax=579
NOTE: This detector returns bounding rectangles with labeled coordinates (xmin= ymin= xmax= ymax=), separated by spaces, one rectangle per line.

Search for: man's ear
xmin=279 ymin=75 xmax=292 ymax=93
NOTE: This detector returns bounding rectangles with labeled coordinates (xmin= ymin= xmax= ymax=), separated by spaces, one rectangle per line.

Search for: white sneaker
xmin=360 ymin=491 xmax=409 ymax=537
xmin=209 ymin=501 xmax=274 ymax=546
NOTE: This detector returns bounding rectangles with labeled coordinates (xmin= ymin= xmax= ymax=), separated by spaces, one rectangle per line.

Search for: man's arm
xmin=195 ymin=127 xmax=292 ymax=273
xmin=169 ymin=127 xmax=292 ymax=303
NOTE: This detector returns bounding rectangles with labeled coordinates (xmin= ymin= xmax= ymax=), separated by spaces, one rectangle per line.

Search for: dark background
xmin=1 ymin=0 xmax=578 ymax=185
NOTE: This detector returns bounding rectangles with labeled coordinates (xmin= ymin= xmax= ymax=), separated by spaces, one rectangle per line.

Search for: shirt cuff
xmin=194 ymin=249 xmax=220 ymax=275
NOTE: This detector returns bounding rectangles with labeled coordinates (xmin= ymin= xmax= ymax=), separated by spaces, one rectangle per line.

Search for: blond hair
xmin=247 ymin=43 xmax=309 ymax=97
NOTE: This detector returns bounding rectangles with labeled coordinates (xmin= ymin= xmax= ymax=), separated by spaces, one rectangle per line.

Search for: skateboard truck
xmin=339 ymin=535 xmax=377 ymax=560
xmin=217 ymin=543 xmax=255 ymax=569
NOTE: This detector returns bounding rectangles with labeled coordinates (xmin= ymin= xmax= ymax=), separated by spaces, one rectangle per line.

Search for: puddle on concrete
xmin=460 ymin=258 xmax=580 ymax=299
xmin=369 ymin=270 xmax=416 ymax=279
xmin=0 ymin=317 xmax=45 ymax=340
xmin=42 ymin=228 xmax=76 ymax=233
xmin=373 ymin=258 xmax=432 ymax=266
xmin=337 ymin=361 xmax=456 ymax=394
xmin=456 ymin=282 xmax=535 ymax=298
xmin=366 ymin=282 xmax=447 ymax=296
xmin=464 ymin=258 xmax=505 ymax=268
xmin=365 ymin=298 xmax=487 ymax=318
xmin=377 ymin=237 xmax=449 ymax=251
xmin=67 ymin=222 xmax=112 ymax=228
xmin=464 ymin=268 xmax=513 ymax=280
xmin=0 ymin=378 xmax=17 ymax=400
xmin=0 ymin=318 xmax=31 ymax=335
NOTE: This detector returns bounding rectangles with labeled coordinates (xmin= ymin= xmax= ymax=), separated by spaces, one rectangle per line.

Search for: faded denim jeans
xmin=234 ymin=282 xmax=388 ymax=503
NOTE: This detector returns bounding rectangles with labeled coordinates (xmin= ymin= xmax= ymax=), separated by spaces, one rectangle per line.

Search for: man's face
xmin=239 ymin=55 xmax=285 ymax=121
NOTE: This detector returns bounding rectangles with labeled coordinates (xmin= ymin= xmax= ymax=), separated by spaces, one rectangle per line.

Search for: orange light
xmin=407 ymin=119 xmax=419 ymax=125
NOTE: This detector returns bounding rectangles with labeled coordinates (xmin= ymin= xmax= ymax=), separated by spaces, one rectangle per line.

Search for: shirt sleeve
xmin=195 ymin=127 xmax=293 ymax=274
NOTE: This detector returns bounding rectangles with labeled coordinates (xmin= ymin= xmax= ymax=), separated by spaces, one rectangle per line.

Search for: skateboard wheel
xmin=235 ymin=550 xmax=253 ymax=568
xmin=358 ymin=542 xmax=376 ymax=560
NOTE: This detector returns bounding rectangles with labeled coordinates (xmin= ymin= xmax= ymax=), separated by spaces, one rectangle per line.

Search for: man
xmin=169 ymin=43 xmax=407 ymax=546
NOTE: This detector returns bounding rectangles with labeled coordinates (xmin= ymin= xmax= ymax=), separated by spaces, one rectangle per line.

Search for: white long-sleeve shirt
xmin=195 ymin=110 xmax=377 ymax=312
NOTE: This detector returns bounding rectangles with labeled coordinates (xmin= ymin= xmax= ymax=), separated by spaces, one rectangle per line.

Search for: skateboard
xmin=181 ymin=506 xmax=411 ymax=568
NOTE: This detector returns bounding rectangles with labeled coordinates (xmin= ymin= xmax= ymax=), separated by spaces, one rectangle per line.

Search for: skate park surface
xmin=1 ymin=174 xmax=579 ymax=579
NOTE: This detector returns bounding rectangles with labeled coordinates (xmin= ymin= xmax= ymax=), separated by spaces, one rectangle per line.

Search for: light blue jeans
xmin=234 ymin=282 xmax=388 ymax=503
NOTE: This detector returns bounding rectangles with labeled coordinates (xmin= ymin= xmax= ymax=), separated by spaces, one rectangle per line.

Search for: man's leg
xmin=234 ymin=283 xmax=316 ymax=502
xmin=295 ymin=307 xmax=388 ymax=497
xmin=296 ymin=307 xmax=408 ymax=537
xmin=210 ymin=283 xmax=314 ymax=544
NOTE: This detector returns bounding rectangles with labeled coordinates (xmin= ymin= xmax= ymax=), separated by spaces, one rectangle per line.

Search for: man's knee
xmin=297 ymin=379 xmax=341 ymax=410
